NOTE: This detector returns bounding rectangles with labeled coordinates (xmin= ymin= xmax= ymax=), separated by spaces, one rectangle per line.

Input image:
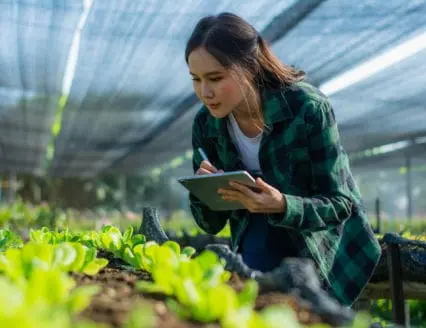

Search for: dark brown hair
xmin=185 ymin=12 xmax=305 ymax=127
xmin=185 ymin=13 xmax=305 ymax=88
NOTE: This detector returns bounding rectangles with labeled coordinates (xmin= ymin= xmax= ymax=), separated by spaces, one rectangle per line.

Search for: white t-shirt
xmin=227 ymin=112 xmax=263 ymax=173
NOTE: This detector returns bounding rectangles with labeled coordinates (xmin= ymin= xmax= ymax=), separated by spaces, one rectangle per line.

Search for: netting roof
xmin=0 ymin=0 xmax=84 ymax=175
xmin=1 ymin=0 xmax=425 ymax=177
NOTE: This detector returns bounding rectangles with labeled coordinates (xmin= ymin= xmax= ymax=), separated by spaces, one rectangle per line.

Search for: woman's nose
xmin=201 ymin=82 xmax=214 ymax=98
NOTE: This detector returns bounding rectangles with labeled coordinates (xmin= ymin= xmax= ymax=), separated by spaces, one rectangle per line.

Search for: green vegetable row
xmin=0 ymin=235 xmax=108 ymax=327
xmin=2 ymin=225 xmax=374 ymax=328
xmin=26 ymin=225 xmax=309 ymax=327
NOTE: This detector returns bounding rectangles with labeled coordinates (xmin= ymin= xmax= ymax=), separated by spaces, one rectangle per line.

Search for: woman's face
xmin=188 ymin=47 xmax=247 ymax=119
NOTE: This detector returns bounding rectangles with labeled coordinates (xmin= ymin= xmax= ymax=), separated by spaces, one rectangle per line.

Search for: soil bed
xmin=72 ymin=262 xmax=322 ymax=327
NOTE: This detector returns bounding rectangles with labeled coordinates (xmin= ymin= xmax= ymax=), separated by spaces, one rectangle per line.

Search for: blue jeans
xmin=239 ymin=213 xmax=289 ymax=272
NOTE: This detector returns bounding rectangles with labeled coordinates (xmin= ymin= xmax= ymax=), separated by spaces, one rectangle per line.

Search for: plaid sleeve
xmin=268 ymin=98 xmax=353 ymax=232
xmin=189 ymin=112 xmax=230 ymax=234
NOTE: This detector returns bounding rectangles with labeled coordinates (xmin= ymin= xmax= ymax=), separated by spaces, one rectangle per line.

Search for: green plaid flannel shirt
xmin=189 ymin=81 xmax=381 ymax=305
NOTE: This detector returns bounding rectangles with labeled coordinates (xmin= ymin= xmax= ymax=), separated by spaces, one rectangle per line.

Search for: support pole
xmin=375 ymin=197 xmax=381 ymax=234
xmin=386 ymin=243 xmax=406 ymax=326
xmin=119 ymin=174 xmax=127 ymax=212
xmin=405 ymin=154 xmax=413 ymax=223
xmin=6 ymin=172 xmax=16 ymax=203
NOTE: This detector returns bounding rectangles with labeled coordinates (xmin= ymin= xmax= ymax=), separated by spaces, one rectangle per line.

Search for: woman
xmin=185 ymin=12 xmax=381 ymax=306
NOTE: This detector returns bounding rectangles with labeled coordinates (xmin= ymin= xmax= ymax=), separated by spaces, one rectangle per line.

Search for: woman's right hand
xmin=195 ymin=161 xmax=224 ymax=175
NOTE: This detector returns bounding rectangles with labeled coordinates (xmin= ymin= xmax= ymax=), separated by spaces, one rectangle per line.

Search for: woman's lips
xmin=207 ymin=103 xmax=221 ymax=109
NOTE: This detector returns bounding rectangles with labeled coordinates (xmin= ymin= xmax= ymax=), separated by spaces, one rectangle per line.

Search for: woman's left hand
xmin=218 ymin=178 xmax=286 ymax=213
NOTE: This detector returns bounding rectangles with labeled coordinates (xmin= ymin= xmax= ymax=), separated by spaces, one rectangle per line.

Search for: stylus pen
xmin=198 ymin=147 xmax=210 ymax=164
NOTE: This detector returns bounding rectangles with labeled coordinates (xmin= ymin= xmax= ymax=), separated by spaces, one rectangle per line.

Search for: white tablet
xmin=177 ymin=170 xmax=260 ymax=211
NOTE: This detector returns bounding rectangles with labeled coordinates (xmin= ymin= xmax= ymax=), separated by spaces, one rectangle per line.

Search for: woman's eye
xmin=210 ymin=77 xmax=223 ymax=82
xmin=191 ymin=77 xmax=200 ymax=82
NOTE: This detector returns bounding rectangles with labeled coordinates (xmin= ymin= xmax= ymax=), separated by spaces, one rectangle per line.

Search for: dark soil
xmin=228 ymin=273 xmax=322 ymax=325
xmin=72 ymin=267 xmax=219 ymax=328
xmin=72 ymin=263 xmax=323 ymax=328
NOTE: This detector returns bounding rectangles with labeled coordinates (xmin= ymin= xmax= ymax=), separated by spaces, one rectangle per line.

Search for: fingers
xmin=255 ymin=178 xmax=272 ymax=194
xmin=218 ymin=189 xmax=241 ymax=198
xmin=220 ymin=191 xmax=264 ymax=213
xmin=217 ymin=178 xmax=282 ymax=214
xmin=218 ymin=186 xmax=259 ymax=208
xmin=196 ymin=161 xmax=224 ymax=175
xmin=200 ymin=160 xmax=219 ymax=173
xmin=219 ymin=192 xmax=245 ymax=207
xmin=195 ymin=167 xmax=214 ymax=175
xmin=218 ymin=182 xmax=265 ymax=212
xmin=228 ymin=181 xmax=258 ymax=198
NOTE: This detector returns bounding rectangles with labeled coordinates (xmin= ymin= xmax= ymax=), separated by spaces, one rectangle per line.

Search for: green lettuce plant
xmin=0 ymin=241 xmax=108 ymax=278
xmin=91 ymin=225 xmax=196 ymax=271
xmin=165 ymin=278 xmax=259 ymax=324
xmin=0 ymin=198 xmax=35 ymax=227
xmin=0 ymin=242 xmax=103 ymax=327
xmin=29 ymin=225 xmax=153 ymax=270
xmin=129 ymin=240 xmax=196 ymax=273
xmin=137 ymin=246 xmax=242 ymax=323
xmin=0 ymin=229 xmax=23 ymax=251
xmin=0 ymin=269 xmax=103 ymax=328
xmin=91 ymin=225 xmax=146 ymax=261
xmin=30 ymin=226 xmax=77 ymax=244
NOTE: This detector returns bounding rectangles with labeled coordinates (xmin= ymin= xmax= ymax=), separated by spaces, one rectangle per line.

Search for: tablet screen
xmin=177 ymin=170 xmax=260 ymax=210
